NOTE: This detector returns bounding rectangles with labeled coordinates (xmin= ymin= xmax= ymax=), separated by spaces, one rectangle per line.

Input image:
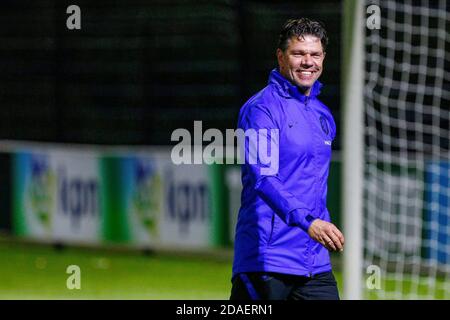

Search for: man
xmin=230 ymin=18 xmax=345 ymax=300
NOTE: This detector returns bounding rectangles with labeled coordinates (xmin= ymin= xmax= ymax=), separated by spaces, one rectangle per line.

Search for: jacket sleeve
xmin=240 ymin=104 xmax=316 ymax=232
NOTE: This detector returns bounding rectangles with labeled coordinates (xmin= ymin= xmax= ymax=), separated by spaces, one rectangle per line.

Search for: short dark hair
xmin=277 ymin=18 xmax=328 ymax=52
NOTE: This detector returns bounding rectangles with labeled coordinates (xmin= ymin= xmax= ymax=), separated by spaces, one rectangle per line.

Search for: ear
xmin=276 ymin=48 xmax=284 ymax=68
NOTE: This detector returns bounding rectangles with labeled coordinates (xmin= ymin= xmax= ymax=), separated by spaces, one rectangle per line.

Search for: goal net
xmin=362 ymin=0 xmax=450 ymax=299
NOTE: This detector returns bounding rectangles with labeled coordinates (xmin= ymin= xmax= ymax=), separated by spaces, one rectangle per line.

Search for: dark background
xmin=0 ymin=0 xmax=342 ymax=148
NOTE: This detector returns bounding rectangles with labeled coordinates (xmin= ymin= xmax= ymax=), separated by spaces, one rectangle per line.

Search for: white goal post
xmin=342 ymin=0 xmax=364 ymax=300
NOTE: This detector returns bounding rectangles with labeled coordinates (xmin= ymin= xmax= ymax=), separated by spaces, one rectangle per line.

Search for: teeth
xmin=301 ymin=71 xmax=312 ymax=75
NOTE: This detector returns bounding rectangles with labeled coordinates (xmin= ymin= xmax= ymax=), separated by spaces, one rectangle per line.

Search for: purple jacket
xmin=232 ymin=68 xmax=336 ymax=278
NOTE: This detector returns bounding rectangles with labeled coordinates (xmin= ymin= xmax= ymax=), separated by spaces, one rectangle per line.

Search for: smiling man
xmin=277 ymin=25 xmax=325 ymax=95
xmin=230 ymin=18 xmax=344 ymax=300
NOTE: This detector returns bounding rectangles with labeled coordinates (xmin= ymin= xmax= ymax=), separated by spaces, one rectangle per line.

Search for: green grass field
xmin=3 ymin=239 xmax=447 ymax=300
xmin=0 ymin=240 xmax=235 ymax=299
xmin=0 ymin=240 xmax=345 ymax=299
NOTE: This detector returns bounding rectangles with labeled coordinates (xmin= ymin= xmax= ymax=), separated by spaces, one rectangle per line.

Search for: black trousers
xmin=230 ymin=271 xmax=340 ymax=300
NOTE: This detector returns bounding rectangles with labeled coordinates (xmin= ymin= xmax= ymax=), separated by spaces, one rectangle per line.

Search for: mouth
xmin=296 ymin=70 xmax=317 ymax=81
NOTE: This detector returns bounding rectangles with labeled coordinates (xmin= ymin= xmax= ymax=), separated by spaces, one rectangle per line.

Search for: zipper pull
xmin=305 ymin=97 xmax=310 ymax=111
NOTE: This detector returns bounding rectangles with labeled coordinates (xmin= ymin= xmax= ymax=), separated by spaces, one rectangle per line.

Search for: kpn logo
xmin=132 ymin=159 xmax=161 ymax=237
xmin=29 ymin=155 xmax=56 ymax=232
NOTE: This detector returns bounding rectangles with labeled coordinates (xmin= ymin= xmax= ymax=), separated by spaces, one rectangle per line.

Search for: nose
xmin=301 ymin=54 xmax=314 ymax=68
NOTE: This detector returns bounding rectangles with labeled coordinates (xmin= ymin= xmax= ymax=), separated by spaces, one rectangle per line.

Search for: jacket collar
xmin=268 ymin=68 xmax=322 ymax=102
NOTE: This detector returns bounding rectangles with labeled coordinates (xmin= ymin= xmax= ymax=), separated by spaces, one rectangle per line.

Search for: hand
xmin=307 ymin=219 xmax=345 ymax=252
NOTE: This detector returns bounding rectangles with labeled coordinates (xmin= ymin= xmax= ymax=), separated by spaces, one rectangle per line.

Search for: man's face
xmin=277 ymin=35 xmax=325 ymax=95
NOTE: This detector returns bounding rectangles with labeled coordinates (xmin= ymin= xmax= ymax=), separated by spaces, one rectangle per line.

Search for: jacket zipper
xmin=308 ymin=237 xmax=312 ymax=277
xmin=303 ymin=97 xmax=314 ymax=277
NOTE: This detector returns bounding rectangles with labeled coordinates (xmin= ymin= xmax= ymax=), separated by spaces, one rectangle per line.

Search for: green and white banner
xmin=11 ymin=145 xmax=222 ymax=249
xmin=101 ymin=152 xmax=214 ymax=248
xmin=13 ymin=149 xmax=102 ymax=244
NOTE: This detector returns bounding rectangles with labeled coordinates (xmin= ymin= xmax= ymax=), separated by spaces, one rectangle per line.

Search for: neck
xmin=298 ymin=86 xmax=311 ymax=96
